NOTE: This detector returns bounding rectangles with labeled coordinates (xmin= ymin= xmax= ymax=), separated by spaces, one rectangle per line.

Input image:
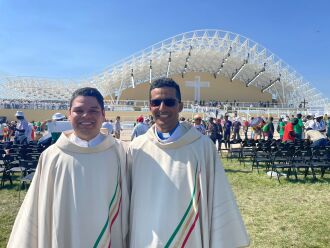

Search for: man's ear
xmin=102 ymin=110 xmax=106 ymax=122
xmin=67 ymin=109 xmax=71 ymax=121
xmin=178 ymin=102 xmax=184 ymax=113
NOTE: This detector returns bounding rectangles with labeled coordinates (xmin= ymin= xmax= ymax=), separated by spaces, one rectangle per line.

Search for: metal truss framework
xmin=1 ymin=29 xmax=329 ymax=110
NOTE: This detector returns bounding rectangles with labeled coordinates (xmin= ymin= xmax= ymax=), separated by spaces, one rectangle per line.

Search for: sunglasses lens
xmin=163 ymin=99 xmax=177 ymax=107
xmin=150 ymin=99 xmax=162 ymax=107
xmin=150 ymin=99 xmax=178 ymax=107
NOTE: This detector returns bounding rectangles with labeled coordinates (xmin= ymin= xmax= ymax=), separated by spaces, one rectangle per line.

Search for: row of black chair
xmin=223 ymin=138 xmax=330 ymax=182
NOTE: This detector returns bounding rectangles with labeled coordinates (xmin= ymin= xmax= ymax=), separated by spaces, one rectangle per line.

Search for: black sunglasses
xmin=150 ymin=98 xmax=178 ymax=107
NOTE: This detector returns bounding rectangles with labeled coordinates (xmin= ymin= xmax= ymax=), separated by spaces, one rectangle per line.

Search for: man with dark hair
xmin=223 ymin=114 xmax=232 ymax=148
xmin=207 ymin=117 xmax=219 ymax=144
xmin=114 ymin=116 xmax=122 ymax=139
xmin=294 ymin=113 xmax=304 ymax=139
xmin=8 ymin=87 xmax=129 ymax=248
xmin=128 ymin=77 xmax=249 ymax=247
xmin=266 ymin=116 xmax=275 ymax=140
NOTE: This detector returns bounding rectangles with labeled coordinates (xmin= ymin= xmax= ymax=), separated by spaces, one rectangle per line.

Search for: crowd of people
xmin=189 ymin=112 xmax=330 ymax=150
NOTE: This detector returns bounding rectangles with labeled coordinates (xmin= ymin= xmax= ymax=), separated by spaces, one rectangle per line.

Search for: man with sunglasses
xmin=128 ymin=77 xmax=249 ymax=247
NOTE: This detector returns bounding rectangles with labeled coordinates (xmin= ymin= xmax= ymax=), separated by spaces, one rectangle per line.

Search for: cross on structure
xmin=185 ymin=76 xmax=209 ymax=102
xmin=300 ymin=98 xmax=308 ymax=108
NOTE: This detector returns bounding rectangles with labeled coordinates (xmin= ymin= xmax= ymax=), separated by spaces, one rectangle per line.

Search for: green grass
xmin=0 ymin=182 xmax=26 ymax=248
xmin=0 ymin=159 xmax=329 ymax=248
xmin=223 ymin=158 xmax=330 ymax=248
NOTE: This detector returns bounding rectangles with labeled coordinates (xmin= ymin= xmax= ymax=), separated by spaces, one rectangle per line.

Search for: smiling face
xmin=68 ymin=96 xmax=105 ymax=141
xmin=149 ymin=87 xmax=183 ymax=133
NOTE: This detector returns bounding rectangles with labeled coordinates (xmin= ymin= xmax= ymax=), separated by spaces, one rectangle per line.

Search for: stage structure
xmin=1 ymin=29 xmax=329 ymax=110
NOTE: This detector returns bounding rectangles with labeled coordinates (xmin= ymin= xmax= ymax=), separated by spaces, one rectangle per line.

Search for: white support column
xmin=116 ymin=79 xmax=124 ymax=105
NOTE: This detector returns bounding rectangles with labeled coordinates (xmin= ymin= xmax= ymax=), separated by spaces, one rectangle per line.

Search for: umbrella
xmin=250 ymin=117 xmax=263 ymax=127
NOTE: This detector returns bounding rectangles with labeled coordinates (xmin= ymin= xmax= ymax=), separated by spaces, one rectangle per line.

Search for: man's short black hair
xmin=69 ymin=87 xmax=104 ymax=110
xmin=149 ymin=77 xmax=181 ymax=102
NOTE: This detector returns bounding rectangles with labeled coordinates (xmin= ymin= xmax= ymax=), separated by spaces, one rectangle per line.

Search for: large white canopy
xmin=1 ymin=29 xmax=329 ymax=109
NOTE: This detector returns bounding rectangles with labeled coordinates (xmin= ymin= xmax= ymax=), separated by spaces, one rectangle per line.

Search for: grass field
xmin=0 ymin=158 xmax=329 ymax=248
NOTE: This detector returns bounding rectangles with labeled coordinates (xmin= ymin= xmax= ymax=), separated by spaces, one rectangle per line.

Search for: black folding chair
xmin=252 ymin=146 xmax=272 ymax=173
xmin=270 ymin=149 xmax=294 ymax=183
xmin=310 ymin=148 xmax=330 ymax=179
xmin=291 ymin=150 xmax=312 ymax=180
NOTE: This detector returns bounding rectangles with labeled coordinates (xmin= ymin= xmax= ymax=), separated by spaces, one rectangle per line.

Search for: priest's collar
xmin=69 ymin=133 xmax=105 ymax=147
xmin=155 ymin=122 xmax=183 ymax=143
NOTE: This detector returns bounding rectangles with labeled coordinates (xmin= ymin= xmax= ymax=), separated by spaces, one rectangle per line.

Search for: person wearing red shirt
xmin=283 ymin=118 xmax=298 ymax=142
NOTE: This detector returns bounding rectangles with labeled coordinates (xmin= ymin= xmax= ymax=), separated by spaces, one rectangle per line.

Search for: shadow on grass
xmin=225 ymin=168 xmax=251 ymax=174
xmin=0 ymin=183 xmax=18 ymax=190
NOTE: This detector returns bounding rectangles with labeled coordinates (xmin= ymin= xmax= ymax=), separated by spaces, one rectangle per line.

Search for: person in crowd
xmin=41 ymin=112 xmax=68 ymax=144
xmin=313 ymin=114 xmax=326 ymax=132
xmin=114 ymin=115 xmax=122 ymax=139
xmin=131 ymin=115 xmax=149 ymax=140
xmin=264 ymin=116 xmax=275 ymax=140
xmin=277 ymin=117 xmax=286 ymax=140
xmin=260 ymin=119 xmax=267 ymax=139
xmin=223 ymin=114 xmax=232 ymax=149
xmin=14 ymin=111 xmax=29 ymax=145
xmin=216 ymin=118 xmax=223 ymax=151
xmin=27 ymin=122 xmax=34 ymax=143
xmin=305 ymin=128 xmax=329 ymax=148
xmin=8 ymin=121 xmax=16 ymax=140
xmin=250 ymin=117 xmax=255 ymax=139
xmin=304 ymin=115 xmax=315 ymax=130
xmin=193 ymin=114 xmax=206 ymax=135
xmin=294 ymin=113 xmax=304 ymax=139
xmin=2 ymin=123 xmax=10 ymax=142
xmin=102 ymin=118 xmax=114 ymax=135
xmin=8 ymin=87 xmax=129 ymax=248
xmin=127 ymin=77 xmax=249 ymax=247
xmin=0 ymin=121 xmax=4 ymax=141
xmin=253 ymin=121 xmax=262 ymax=140
xmin=232 ymin=118 xmax=241 ymax=140
xmin=283 ymin=118 xmax=298 ymax=142
xmin=36 ymin=120 xmax=42 ymax=132
xmin=207 ymin=117 xmax=219 ymax=144
xmin=243 ymin=118 xmax=249 ymax=140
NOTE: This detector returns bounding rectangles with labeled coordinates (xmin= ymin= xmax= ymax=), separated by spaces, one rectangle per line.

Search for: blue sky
xmin=0 ymin=0 xmax=329 ymax=97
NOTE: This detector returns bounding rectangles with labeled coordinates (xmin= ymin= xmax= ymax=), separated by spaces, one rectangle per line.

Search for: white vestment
xmin=127 ymin=122 xmax=249 ymax=247
xmin=8 ymin=131 xmax=129 ymax=248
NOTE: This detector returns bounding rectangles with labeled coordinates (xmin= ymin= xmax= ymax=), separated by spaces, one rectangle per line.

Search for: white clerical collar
xmin=154 ymin=123 xmax=184 ymax=143
xmin=69 ymin=133 xmax=105 ymax=147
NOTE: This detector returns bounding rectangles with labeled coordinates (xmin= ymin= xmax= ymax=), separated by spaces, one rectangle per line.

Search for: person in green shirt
xmin=277 ymin=117 xmax=286 ymax=140
xmin=294 ymin=113 xmax=304 ymax=139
